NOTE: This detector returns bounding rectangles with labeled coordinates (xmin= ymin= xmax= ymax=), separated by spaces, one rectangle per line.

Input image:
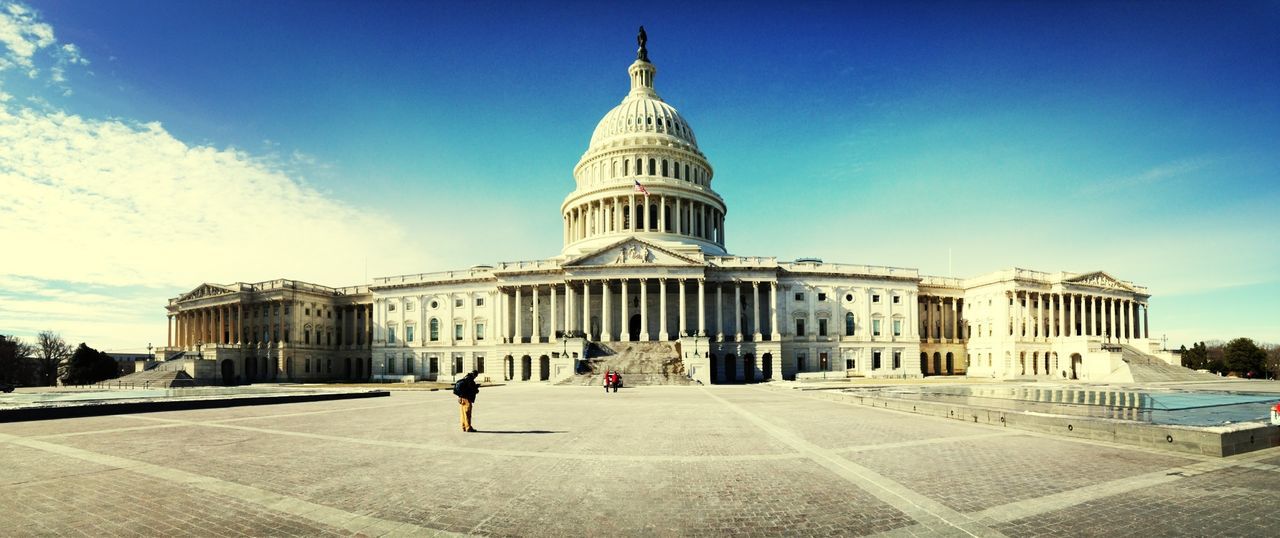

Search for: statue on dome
xmin=637 ymin=26 xmax=648 ymax=62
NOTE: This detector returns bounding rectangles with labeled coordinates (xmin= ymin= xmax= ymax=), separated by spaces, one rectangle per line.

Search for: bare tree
xmin=1 ymin=334 xmax=38 ymax=385
xmin=34 ymin=331 xmax=72 ymax=386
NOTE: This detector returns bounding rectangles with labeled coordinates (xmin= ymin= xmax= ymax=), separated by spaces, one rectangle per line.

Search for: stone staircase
xmin=1119 ymin=344 xmax=1219 ymax=382
xmin=112 ymin=356 xmax=199 ymax=387
xmin=557 ymin=341 xmax=698 ymax=386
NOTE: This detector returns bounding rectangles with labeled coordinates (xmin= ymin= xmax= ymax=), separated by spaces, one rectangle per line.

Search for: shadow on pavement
xmin=473 ymin=430 xmax=564 ymax=434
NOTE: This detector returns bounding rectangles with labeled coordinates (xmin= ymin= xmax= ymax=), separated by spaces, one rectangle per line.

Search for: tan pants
xmin=458 ymin=398 xmax=473 ymax=431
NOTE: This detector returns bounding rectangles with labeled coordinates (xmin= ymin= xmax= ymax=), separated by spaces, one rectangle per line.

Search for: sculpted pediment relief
xmin=564 ymin=239 xmax=703 ymax=268
xmin=179 ymin=283 xmax=236 ymax=302
xmin=1065 ymin=271 xmax=1133 ymax=292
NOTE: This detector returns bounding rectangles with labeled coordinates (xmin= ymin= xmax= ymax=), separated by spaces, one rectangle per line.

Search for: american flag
xmin=633 ymin=179 xmax=649 ymax=195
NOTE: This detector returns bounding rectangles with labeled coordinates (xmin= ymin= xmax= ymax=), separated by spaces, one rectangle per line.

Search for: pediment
xmin=1065 ymin=271 xmax=1133 ymax=292
xmin=563 ymin=238 xmax=705 ymax=268
xmin=178 ymin=283 xmax=236 ymax=302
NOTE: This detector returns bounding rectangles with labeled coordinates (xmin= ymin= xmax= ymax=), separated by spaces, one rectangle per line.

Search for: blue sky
xmin=0 ymin=0 xmax=1276 ymax=350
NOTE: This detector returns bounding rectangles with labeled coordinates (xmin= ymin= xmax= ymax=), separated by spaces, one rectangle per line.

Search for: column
xmin=531 ymin=286 xmax=540 ymax=343
xmin=279 ymin=301 xmax=287 ymax=347
xmin=1065 ymin=294 xmax=1073 ymax=337
xmin=1142 ymin=302 xmax=1149 ymax=340
xmin=1113 ymin=297 xmax=1120 ymax=342
xmin=167 ymin=315 xmax=173 ymax=348
xmin=550 ymin=284 xmax=558 ymax=342
xmin=1126 ymin=299 xmax=1134 ymax=341
xmin=769 ymin=282 xmax=780 ymax=340
xmin=927 ymin=296 xmax=935 ymax=341
xmin=640 ymin=278 xmax=650 ymax=341
xmin=715 ymin=282 xmax=724 ymax=341
xmin=601 ymin=280 xmax=612 ymax=342
xmin=1013 ymin=292 xmax=1022 ymax=339
xmin=697 ymin=279 xmax=707 ymax=337
xmin=659 ymin=278 xmax=669 ymax=340
xmin=1083 ymin=295 xmax=1090 ymax=336
xmin=658 ymin=195 xmax=666 ymax=232
xmin=564 ymin=284 xmax=573 ymax=337
xmin=620 ymin=279 xmax=630 ymax=341
xmin=751 ymin=282 xmax=762 ymax=342
xmin=514 ymin=288 xmax=522 ymax=343
xmin=806 ymin=286 xmax=815 ymax=341
xmin=734 ymin=282 xmax=743 ymax=342
xmin=678 ymin=279 xmax=687 ymax=338
xmin=675 ymin=198 xmax=682 ymax=235
xmin=950 ymin=297 xmax=958 ymax=343
xmin=583 ymin=280 xmax=592 ymax=339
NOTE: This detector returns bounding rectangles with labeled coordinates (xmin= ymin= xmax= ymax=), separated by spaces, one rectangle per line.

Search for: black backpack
xmin=452 ymin=379 xmax=466 ymax=397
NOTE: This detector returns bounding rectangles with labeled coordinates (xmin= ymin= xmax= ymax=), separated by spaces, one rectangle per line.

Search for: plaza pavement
xmin=3 ymin=383 xmax=1280 ymax=537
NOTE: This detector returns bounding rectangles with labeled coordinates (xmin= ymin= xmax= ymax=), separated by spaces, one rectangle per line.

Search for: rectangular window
xmin=454 ymin=323 xmax=463 ymax=340
xmin=872 ymin=295 xmax=881 ymax=303
xmin=406 ymin=325 xmax=415 ymax=342
xmin=455 ymin=298 xmax=463 ymax=308
xmin=429 ymin=357 xmax=439 ymax=374
xmin=430 ymin=322 xmax=439 ymax=342
xmin=795 ymin=319 xmax=806 ymax=337
xmin=388 ymin=303 xmax=395 ymax=312
xmin=872 ymin=351 xmax=882 ymax=369
xmin=305 ymin=308 xmax=311 ymax=316
xmin=453 ymin=356 xmax=463 ymax=375
xmin=893 ymin=319 xmax=902 ymax=336
xmin=892 ymin=295 xmax=901 ymax=304
xmin=872 ymin=319 xmax=881 ymax=336
xmin=406 ymin=357 xmax=414 ymax=374
xmin=794 ymin=292 xmax=804 ymax=301
xmin=845 ymin=315 xmax=855 ymax=336
xmin=388 ymin=327 xmax=396 ymax=344
xmin=817 ymin=292 xmax=827 ymax=302
xmin=818 ymin=318 xmax=827 ymax=337
xmin=304 ymin=359 xmax=310 ymax=373
xmin=406 ymin=301 xmax=414 ymax=311
xmin=893 ymin=351 xmax=901 ymax=369
xmin=475 ymin=323 xmax=486 ymax=341
xmin=475 ymin=356 xmax=485 ymax=373
xmin=476 ymin=297 xmax=485 ymax=307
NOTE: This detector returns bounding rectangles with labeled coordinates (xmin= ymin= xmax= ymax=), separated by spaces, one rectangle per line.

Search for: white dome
xmin=588 ymin=95 xmax=699 ymax=151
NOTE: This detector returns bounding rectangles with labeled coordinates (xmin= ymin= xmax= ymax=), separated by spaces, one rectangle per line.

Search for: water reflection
xmin=845 ymin=385 xmax=1280 ymax=426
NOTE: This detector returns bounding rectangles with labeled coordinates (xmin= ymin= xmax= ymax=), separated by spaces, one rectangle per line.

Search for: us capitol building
xmin=160 ymin=33 xmax=1174 ymax=386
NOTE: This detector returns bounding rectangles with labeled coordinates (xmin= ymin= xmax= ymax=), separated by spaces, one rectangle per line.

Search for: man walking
xmin=453 ymin=370 xmax=480 ymax=432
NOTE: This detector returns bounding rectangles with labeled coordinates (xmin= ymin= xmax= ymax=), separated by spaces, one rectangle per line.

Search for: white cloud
xmin=0 ymin=105 xmax=414 ymax=290
xmin=1078 ymin=157 xmax=1211 ymax=196
xmin=0 ymin=1 xmax=56 ymax=75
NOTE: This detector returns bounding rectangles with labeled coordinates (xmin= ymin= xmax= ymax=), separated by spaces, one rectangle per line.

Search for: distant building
xmin=162 ymin=34 xmax=1169 ymax=385
xmin=105 ymin=351 xmax=152 ymax=377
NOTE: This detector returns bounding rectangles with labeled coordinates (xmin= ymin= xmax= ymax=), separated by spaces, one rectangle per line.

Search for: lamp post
xmin=196 ymin=339 xmax=203 ymax=361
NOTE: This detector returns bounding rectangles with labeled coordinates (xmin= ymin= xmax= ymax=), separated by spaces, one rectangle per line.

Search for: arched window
xmin=648 ymin=158 xmax=655 ymax=176
xmin=623 ymin=206 xmax=631 ymax=229
xmin=636 ymin=204 xmax=645 ymax=229
xmin=635 ymin=159 xmax=642 ymax=175
xmin=648 ymin=204 xmax=658 ymax=230
xmin=429 ymin=318 xmax=439 ymax=341
xmin=304 ymin=328 xmax=311 ymax=345
xmin=845 ymin=313 xmax=855 ymax=336
xmin=661 ymin=160 xmax=668 ymax=177
xmin=624 ymin=158 xmax=630 ymax=176
xmin=685 ymin=164 xmax=690 ymax=181
xmin=663 ymin=205 xmax=672 ymax=232
xmin=674 ymin=161 xmax=680 ymax=179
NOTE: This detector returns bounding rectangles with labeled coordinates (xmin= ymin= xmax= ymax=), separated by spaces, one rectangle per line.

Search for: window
xmin=893 ymin=351 xmax=901 ymax=369
xmin=430 ymin=300 xmax=439 ymax=309
xmin=455 ymin=298 xmax=463 ymax=308
xmin=817 ymin=292 xmax=827 ymax=302
xmin=327 ymin=359 xmax=332 ymax=373
xmin=406 ymin=325 xmax=415 ymax=342
xmin=453 ymin=356 xmax=463 ymax=375
xmin=845 ymin=313 xmax=855 ymax=336
xmin=475 ymin=356 xmax=485 ymax=373
xmin=405 ymin=357 xmax=413 ymax=374
xmin=845 ymin=293 xmax=854 ymax=302
xmin=388 ymin=326 xmax=396 ymax=344
xmin=476 ymin=297 xmax=485 ymax=307
xmin=892 ymin=295 xmax=901 ymax=304
xmin=406 ymin=301 xmax=414 ymax=311
xmin=454 ymin=323 xmax=463 ymax=340
xmin=818 ymin=318 xmax=828 ymax=337
xmin=388 ymin=303 xmax=396 ymax=312
xmin=304 ymin=359 xmax=310 ymax=373
xmin=794 ymin=292 xmax=804 ymax=301
xmin=648 ymin=158 xmax=655 ymax=175
xmin=872 ymin=351 xmax=882 ymax=369
xmin=872 ymin=319 xmax=882 ymax=336
xmin=893 ymin=319 xmax=902 ymax=337
xmin=795 ymin=319 xmax=806 ymax=336
xmin=387 ymin=357 xmax=396 ymax=373
xmin=429 ymin=319 xmax=440 ymax=341
xmin=305 ymin=308 xmax=311 ymax=316
xmin=304 ymin=329 xmax=311 ymax=344
xmin=475 ymin=323 xmax=486 ymax=341
xmin=872 ymin=295 xmax=881 ymax=303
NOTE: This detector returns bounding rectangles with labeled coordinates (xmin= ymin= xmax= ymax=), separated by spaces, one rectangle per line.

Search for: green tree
xmin=1181 ymin=341 xmax=1208 ymax=370
xmin=1222 ymin=337 xmax=1266 ymax=378
xmin=1 ymin=335 xmax=39 ymax=386
xmin=61 ymin=343 xmax=118 ymax=386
